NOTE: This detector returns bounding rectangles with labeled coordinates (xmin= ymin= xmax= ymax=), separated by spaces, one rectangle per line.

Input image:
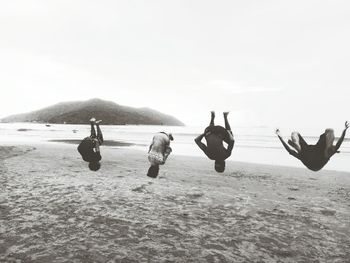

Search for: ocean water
xmin=0 ymin=123 xmax=348 ymax=172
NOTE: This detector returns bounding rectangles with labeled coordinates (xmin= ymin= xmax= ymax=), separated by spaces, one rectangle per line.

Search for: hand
xmin=168 ymin=133 xmax=174 ymax=141
xmin=345 ymin=121 xmax=349 ymax=130
xmin=275 ymin=129 xmax=281 ymax=136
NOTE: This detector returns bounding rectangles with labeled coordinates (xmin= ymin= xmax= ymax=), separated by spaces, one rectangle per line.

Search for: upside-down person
xmin=147 ymin=132 xmax=174 ymax=178
xmin=195 ymin=111 xmax=235 ymax=173
xmin=77 ymin=118 xmax=103 ymax=171
xmin=276 ymin=121 xmax=349 ymax=171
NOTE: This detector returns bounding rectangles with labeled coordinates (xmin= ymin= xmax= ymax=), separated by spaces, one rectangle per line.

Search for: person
xmin=77 ymin=118 xmax=103 ymax=171
xmin=195 ymin=111 xmax=235 ymax=173
xmin=276 ymin=121 xmax=349 ymax=171
xmin=147 ymin=132 xmax=174 ymax=178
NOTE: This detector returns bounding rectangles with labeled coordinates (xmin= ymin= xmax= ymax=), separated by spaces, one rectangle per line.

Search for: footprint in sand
xmin=26 ymin=147 xmax=35 ymax=152
xmin=187 ymin=192 xmax=204 ymax=199
xmin=320 ymin=209 xmax=336 ymax=216
xmin=288 ymin=186 xmax=299 ymax=191
xmin=131 ymin=184 xmax=149 ymax=193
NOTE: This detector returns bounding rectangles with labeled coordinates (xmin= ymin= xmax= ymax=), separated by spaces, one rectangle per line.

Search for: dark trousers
xmin=90 ymin=123 xmax=104 ymax=144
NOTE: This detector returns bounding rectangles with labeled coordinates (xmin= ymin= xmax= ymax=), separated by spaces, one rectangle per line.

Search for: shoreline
xmin=0 ymin=122 xmax=349 ymax=173
xmin=48 ymin=139 xmax=146 ymax=147
xmin=2 ymin=140 xmax=349 ymax=174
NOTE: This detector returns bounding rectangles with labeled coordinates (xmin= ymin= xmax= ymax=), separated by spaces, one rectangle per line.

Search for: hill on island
xmin=0 ymin=98 xmax=184 ymax=126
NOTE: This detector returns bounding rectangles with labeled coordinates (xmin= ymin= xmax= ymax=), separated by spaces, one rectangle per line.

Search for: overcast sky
xmin=0 ymin=0 xmax=349 ymax=129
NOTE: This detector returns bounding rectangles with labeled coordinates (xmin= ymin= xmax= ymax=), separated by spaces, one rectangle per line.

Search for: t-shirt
xmin=77 ymin=137 xmax=101 ymax=163
xmin=148 ymin=133 xmax=171 ymax=165
xmin=149 ymin=133 xmax=170 ymax=154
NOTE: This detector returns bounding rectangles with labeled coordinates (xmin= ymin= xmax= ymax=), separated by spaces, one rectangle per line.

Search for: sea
xmin=0 ymin=123 xmax=349 ymax=172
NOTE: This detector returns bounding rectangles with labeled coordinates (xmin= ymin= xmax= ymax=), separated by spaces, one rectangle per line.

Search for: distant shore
xmin=0 ymin=98 xmax=185 ymax=126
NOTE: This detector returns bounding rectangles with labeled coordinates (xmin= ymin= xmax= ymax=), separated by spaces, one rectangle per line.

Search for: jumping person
xmin=77 ymin=118 xmax=103 ymax=171
xmin=147 ymin=132 xmax=174 ymax=178
xmin=276 ymin=121 xmax=349 ymax=171
xmin=195 ymin=111 xmax=235 ymax=173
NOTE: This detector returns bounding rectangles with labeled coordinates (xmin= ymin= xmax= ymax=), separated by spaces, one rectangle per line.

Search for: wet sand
xmin=0 ymin=143 xmax=350 ymax=262
xmin=48 ymin=139 xmax=142 ymax=147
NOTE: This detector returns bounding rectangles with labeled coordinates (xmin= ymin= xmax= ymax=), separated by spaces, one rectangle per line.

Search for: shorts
xmin=148 ymin=152 xmax=165 ymax=166
xmin=205 ymin=126 xmax=232 ymax=142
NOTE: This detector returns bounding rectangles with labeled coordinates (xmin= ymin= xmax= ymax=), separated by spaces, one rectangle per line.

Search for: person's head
xmin=89 ymin=161 xmax=101 ymax=171
xmin=168 ymin=133 xmax=174 ymax=141
xmin=214 ymin=160 xmax=225 ymax=173
xmin=147 ymin=165 xmax=159 ymax=178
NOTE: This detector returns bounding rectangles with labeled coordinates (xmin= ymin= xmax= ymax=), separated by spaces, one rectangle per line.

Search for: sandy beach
xmin=1 ymin=142 xmax=350 ymax=262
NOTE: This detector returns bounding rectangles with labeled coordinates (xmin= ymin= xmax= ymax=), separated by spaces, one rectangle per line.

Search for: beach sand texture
xmin=0 ymin=143 xmax=350 ymax=262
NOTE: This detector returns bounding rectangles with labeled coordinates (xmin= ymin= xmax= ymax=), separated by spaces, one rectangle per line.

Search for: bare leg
xmin=209 ymin=111 xmax=215 ymax=127
xmin=163 ymin=146 xmax=172 ymax=163
xmin=223 ymin=112 xmax=231 ymax=131
xmin=288 ymin=132 xmax=301 ymax=152
xmin=90 ymin=121 xmax=97 ymax=138
xmin=95 ymin=123 xmax=104 ymax=144
xmin=298 ymin=133 xmax=308 ymax=149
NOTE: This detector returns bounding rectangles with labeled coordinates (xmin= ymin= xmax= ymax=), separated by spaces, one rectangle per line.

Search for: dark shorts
xmin=205 ymin=126 xmax=231 ymax=141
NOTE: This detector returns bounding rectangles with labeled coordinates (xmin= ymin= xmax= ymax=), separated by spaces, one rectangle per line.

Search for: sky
xmin=0 ymin=0 xmax=349 ymax=130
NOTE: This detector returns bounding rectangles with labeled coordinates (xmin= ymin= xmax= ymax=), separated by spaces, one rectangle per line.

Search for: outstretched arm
xmin=163 ymin=146 xmax=172 ymax=163
xmin=334 ymin=121 xmax=349 ymax=152
xmin=225 ymin=131 xmax=235 ymax=157
xmin=276 ymin=129 xmax=299 ymax=159
xmin=195 ymin=133 xmax=208 ymax=155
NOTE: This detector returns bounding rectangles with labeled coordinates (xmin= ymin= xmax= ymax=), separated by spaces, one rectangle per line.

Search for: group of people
xmin=78 ymin=115 xmax=349 ymax=177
